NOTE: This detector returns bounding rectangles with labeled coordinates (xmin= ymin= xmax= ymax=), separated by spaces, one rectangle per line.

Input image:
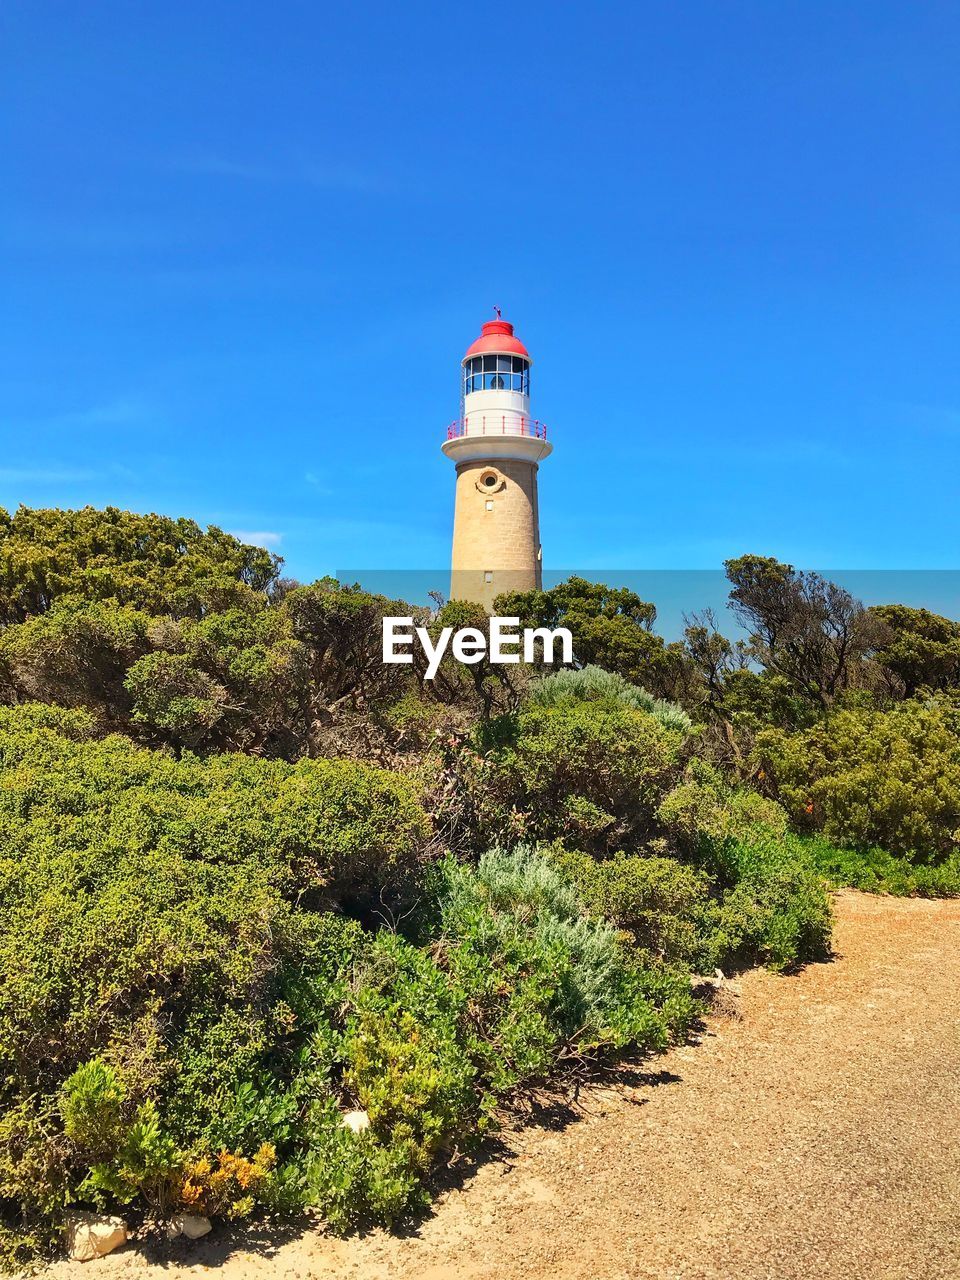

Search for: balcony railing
xmin=445 ymin=415 xmax=548 ymax=441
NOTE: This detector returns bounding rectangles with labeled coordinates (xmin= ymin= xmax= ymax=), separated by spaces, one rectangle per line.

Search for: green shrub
xmin=756 ymin=697 xmax=960 ymax=860
xmin=380 ymin=692 xmax=453 ymax=751
xmin=0 ymin=505 xmax=277 ymax=623
xmin=294 ymin=848 xmax=695 ymax=1230
xmin=659 ymin=759 xmax=789 ymax=863
xmin=547 ymin=846 xmax=709 ymax=964
xmin=0 ymin=707 xmax=431 ymax=1255
xmin=528 ymin=664 xmax=693 ymax=734
xmin=796 ymin=834 xmax=960 ymax=898
xmin=0 ymin=711 xmax=699 ymax=1260
xmin=700 ymin=837 xmax=833 ymax=973
xmin=475 ymin=699 xmax=685 ymax=852
xmin=125 ymin=650 xmax=230 ymax=743
xmin=62 ymin=1059 xmax=127 ymax=1157
xmin=268 ymin=758 xmax=430 ymax=908
xmin=0 ymin=700 xmax=96 ymax=739
xmin=653 ymin=763 xmax=833 ymax=971
xmin=663 ymin=730 xmax=960 ymax=903
xmin=0 ymin=598 xmax=149 ymax=716
xmin=433 ymin=848 xmax=695 ymax=1061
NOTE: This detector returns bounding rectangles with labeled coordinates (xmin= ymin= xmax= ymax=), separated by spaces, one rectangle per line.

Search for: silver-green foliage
xmin=529 ymin=664 xmax=692 ymax=733
xmin=444 ymin=846 xmax=661 ymax=1044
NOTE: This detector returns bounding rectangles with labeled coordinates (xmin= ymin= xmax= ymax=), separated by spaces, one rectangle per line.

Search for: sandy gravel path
xmin=49 ymin=891 xmax=960 ymax=1280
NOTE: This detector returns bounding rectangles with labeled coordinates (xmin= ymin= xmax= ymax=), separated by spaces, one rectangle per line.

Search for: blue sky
xmin=2 ymin=1 xmax=959 ymax=604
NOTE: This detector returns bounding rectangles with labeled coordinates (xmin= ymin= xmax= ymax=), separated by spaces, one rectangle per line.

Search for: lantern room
xmin=463 ymin=353 xmax=530 ymax=397
xmin=462 ymin=317 xmax=531 ymax=401
xmin=446 ymin=314 xmax=547 ymax=447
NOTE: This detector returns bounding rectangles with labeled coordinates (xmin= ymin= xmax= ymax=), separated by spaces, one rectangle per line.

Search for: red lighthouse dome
xmin=463 ymin=317 xmax=531 ymax=361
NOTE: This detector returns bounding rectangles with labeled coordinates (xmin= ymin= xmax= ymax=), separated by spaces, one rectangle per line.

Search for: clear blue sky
xmin=2 ymin=1 xmax=959 ymax=596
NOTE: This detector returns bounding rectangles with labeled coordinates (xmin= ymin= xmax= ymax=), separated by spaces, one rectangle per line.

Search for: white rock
xmin=65 ymin=1212 xmax=127 ymax=1262
xmin=177 ymin=1214 xmax=212 ymax=1239
xmin=342 ymin=1108 xmax=371 ymax=1134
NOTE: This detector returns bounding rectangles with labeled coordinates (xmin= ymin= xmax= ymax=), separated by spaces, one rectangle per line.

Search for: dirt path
xmin=51 ymin=891 xmax=960 ymax=1280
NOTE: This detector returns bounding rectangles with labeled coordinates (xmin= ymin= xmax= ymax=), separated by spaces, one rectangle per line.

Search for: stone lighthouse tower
xmin=442 ymin=313 xmax=551 ymax=610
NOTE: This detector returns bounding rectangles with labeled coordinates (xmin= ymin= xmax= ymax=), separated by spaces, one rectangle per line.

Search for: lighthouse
xmin=442 ymin=313 xmax=551 ymax=610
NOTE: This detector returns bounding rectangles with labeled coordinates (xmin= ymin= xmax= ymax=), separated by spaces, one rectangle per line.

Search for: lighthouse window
xmin=463 ymin=357 xmax=529 ymax=396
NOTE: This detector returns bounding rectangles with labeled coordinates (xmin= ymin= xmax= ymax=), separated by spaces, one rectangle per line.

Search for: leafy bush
xmin=380 ymin=692 xmax=454 ymax=750
xmin=797 ymin=834 xmax=960 ymax=898
xmin=126 ymin=650 xmax=231 ymax=743
xmin=528 ymin=664 xmax=693 ymax=733
xmin=449 ymin=726 xmax=831 ymax=975
xmin=0 ymin=598 xmax=150 ymax=718
xmin=432 ymin=848 xmax=697 ymax=1060
xmin=8 ymin=509 xmax=957 ymax=1266
xmin=756 ymin=697 xmax=960 ymax=860
xmin=660 ymin=757 xmax=788 ymax=870
xmin=474 ymin=698 xmax=686 ymax=853
xmin=0 ymin=505 xmax=278 ymax=623
xmin=0 ymin=706 xmax=431 ymax=1254
xmin=0 ymin=711 xmax=697 ymax=1261
xmin=699 ymin=832 xmax=833 ymax=973
xmin=655 ymin=763 xmax=832 ymax=971
xmin=547 ymin=846 xmax=709 ymax=963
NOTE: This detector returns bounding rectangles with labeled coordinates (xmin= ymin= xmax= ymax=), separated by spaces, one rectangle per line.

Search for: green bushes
xmin=659 ymin=760 xmax=790 ymax=858
xmin=0 ymin=709 xmax=699 ymax=1262
xmin=0 ymin=705 xmax=429 ymax=912
xmin=5 ymin=508 xmax=958 ymax=1264
xmin=475 ymin=697 xmax=686 ymax=853
xmin=432 ymin=849 xmax=695 ymax=1067
xmin=698 ymin=835 xmax=833 ymax=973
xmin=445 ymin=704 xmax=834 ymax=976
xmin=756 ymin=697 xmax=960 ymax=861
xmin=796 ymin=835 xmax=960 ymax=898
xmin=547 ymin=847 xmax=709 ymax=964
xmin=0 ymin=705 xmax=433 ymax=1259
xmin=656 ymin=764 xmax=833 ymax=971
xmin=528 ymin=664 xmax=693 ymax=733
xmin=0 ymin=505 xmax=278 ymax=623
xmin=294 ymin=848 xmax=692 ymax=1232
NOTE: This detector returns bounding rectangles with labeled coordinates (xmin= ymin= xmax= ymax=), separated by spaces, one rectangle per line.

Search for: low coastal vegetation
xmin=0 ymin=505 xmax=957 ymax=1265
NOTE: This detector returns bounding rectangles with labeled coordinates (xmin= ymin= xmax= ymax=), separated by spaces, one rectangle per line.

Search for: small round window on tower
xmin=476 ymin=468 xmax=504 ymax=494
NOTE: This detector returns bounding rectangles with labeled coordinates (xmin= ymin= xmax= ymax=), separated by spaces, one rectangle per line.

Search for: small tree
xmin=724 ymin=555 xmax=884 ymax=708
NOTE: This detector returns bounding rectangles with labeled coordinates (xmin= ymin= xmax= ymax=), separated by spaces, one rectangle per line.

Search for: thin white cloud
xmin=229 ymin=530 xmax=284 ymax=550
xmin=2 ymin=216 xmax=179 ymax=253
xmin=0 ymin=400 xmax=150 ymax=432
xmin=0 ymin=466 xmax=100 ymax=483
xmin=170 ymin=155 xmax=384 ymax=193
xmin=304 ymin=470 xmax=334 ymax=495
xmin=892 ymin=402 xmax=960 ymax=436
xmin=58 ymin=400 xmax=148 ymax=427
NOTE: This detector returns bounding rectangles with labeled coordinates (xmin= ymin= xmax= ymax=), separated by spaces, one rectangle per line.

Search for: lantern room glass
xmin=463 ymin=355 xmax=530 ymax=396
